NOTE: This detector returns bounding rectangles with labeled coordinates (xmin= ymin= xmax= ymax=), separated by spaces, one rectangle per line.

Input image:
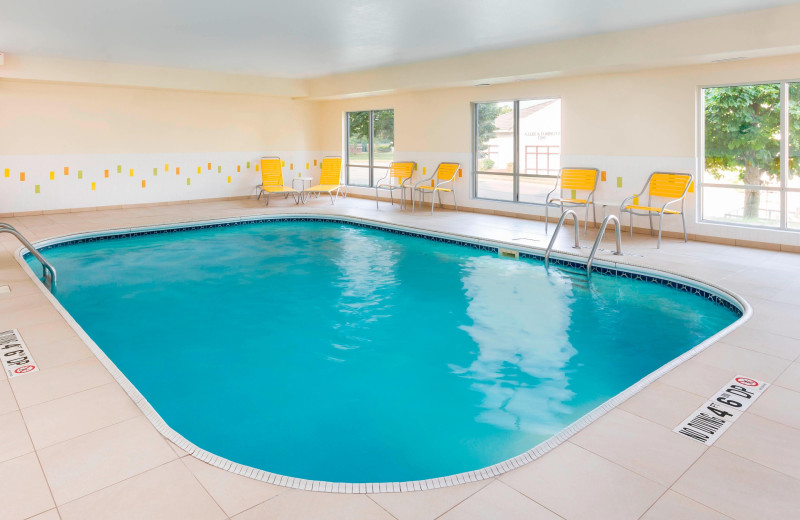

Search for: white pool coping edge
xmin=14 ymin=212 xmax=752 ymax=494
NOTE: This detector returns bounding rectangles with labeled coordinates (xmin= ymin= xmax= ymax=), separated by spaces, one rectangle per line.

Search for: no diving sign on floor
xmin=1 ymin=329 xmax=39 ymax=378
xmin=674 ymin=375 xmax=768 ymax=445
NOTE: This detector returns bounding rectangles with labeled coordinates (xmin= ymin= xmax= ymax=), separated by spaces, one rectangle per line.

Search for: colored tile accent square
xmin=153 ymin=168 xmax=158 ymax=176
xmin=34 ymin=184 xmax=40 ymax=194
xmin=571 ymin=189 xmax=577 ymax=199
xmin=217 ymin=166 xmax=221 ymax=173
xmin=634 ymin=195 xmax=640 ymax=205
xmin=458 ymin=168 xmax=462 ymax=177
xmin=176 ymin=167 xmax=180 ymax=175
xmin=64 ymin=167 xmax=69 ymax=175
xmin=227 ymin=176 xmax=231 ymax=184
xmin=104 ymin=169 xmax=109 ymax=178
xmin=197 ymin=166 xmax=201 ymax=174
xmin=247 ymin=161 xmax=251 ymax=168
xmin=20 ymin=172 xmax=25 ymax=181
xmin=314 ymin=159 xmax=317 ymax=166
xmin=256 ymin=164 xmax=259 ymax=171
xmin=207 ymin=163 xmax=211 ymax=170
xmin=290 ymin=163 xmax=293 ymax=170
xmin=3 ymin=168 xmax=8 ymax=177
xmin=423 ymin=167 xmax=427 ymax=174
xmin=281 ymin=161 xmax=285 ymax=167
xmin=601 ymin=170 xmax=607 ymax=181
xmin=165 ymin=163 xmax=169 ymax=172
xmin=142 ymin=180 xmax=146 ymax=188
xmin=91 ymin=182 xmax=96 ymax=191
xmin=129 ymin=169 xmax=134 ymax=177
xmin=49 ymin=171 xmax=54 ymax=180
xmin=237 ymin=165 xmax=241 ymax=172
xmin=186 ymin=178 xmax=191 ymax=186
xmin=306 ymin=163 xmax=309 ymax=169
xmin=117 ymin=165 xmax=122 ymax=173
xmin=616 ymin=176 xmax=623 ymax=188
xmin=78 ymin=170 xmax=83 ymax=179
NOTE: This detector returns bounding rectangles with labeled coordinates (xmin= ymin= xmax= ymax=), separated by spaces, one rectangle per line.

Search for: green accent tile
xmin=246 ymin=161 xmax=251 ymax=168
xmin=153 ymin=168 xmax=158 ymax=176
xmin=117 ymin=165 xmax=122 ymax=173
xmin=218 ymin=165 xmax=222 ymax=173
xmin=34 ymin=184 xmax=40 ymax=194
xmin=570 ymin=189 xmax=576 ymax=199
xmin=186 ymin=178 xmax=191 ymax=186
xmin=78 ymin=170 xmax=83 ymax=179
xmin=616 ymin=177 xmax=623 ymax=188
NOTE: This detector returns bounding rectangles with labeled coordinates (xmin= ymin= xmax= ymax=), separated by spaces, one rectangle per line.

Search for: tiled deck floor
xmin=1 ymin=197 xmax=799 ymax=520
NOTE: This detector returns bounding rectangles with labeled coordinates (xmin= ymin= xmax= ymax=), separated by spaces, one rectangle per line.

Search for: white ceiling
xmin=0 ymin=0 xmax=797 ymax=78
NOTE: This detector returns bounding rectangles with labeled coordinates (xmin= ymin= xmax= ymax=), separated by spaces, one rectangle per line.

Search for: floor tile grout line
xmin=364 ymin=494 xmax=401 ymax=519
xmin=175 ymin=456 xmax=234 ymax=519
xmin=713 ymin=443 xmax=800 ymax=483
xmin=5 ymin=370 xmax=61 ymax=520
xmin=431 ymin=479 xmax=566 ymax=520
xmin=9 ymin=360 xmax=117 ymax=411
xmin=27 ymin=413 xmax=149 ymax=457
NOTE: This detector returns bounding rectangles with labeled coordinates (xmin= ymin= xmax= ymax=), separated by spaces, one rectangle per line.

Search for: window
xmin=701 ymin=82 xmax=800 ymax=229
xmin=345 ymin=109 xmax=394 ymax=186
xmin=473 ymin=99 xmax=562 ymax=202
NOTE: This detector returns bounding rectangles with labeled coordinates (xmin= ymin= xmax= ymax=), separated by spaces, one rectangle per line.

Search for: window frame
xmin=471 ymin=98 xmax=562 ymax=203
xmin=698 ymin=80 xmax=800 ymax=231
xmin=344 ymin=109 xmax=393 ymax=187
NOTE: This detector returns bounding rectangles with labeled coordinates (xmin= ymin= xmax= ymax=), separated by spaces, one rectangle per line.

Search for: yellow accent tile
xmin=49 ymin=171 xmax=55 ymax=180
xmin=165 ymin=163 xmax=169 ymax=172
xmin=633 ymin=195 xmax=640 ymax=205
xmin=3 ymin=168 xmax=8 ymax=178
xmin=306 ymin=163 xmax=309 ymax=169
xmin=227 ymin=176 xmax=231 ymax=184
xmin=91 ymin=182 xmax=96 ymax=191
xmin=130 ymin=169 xmax=135 ymax=177
xmin=281 ymin=161 xmax=285 ymax=167
xmin=197 ymin=166 xmax=201 ymax=174
xmin=255 ymin=164 xmax=259 ymax=172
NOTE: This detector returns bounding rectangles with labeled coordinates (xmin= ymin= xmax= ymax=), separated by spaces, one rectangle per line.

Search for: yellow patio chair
xmin=375 ymin=161 xmax=416 ymax=209
xmin=412 ymin=162 xmax=460 ymax=215
xmin=545 ymin=167 xmax=600 ymax=235
xmin=258 ymin=157 xmax=299 ymax=206
xmin=620 ymin=172 xmax=693 ymax=248
xmin=305 ymin=156 xmax=345 ymax=204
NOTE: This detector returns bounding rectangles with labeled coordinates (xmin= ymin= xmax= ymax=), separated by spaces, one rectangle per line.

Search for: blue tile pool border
xmin=15 ymin=212 xmax=751 ymax=493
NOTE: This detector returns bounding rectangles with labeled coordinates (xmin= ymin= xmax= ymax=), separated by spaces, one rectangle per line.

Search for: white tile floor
xmin=1 ymin=196 xmax=799 ymax=519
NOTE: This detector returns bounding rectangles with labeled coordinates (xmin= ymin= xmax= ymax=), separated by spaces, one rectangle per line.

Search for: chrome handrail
xmin=586 ymin=215 xmax=623 ymax=275
xmin=0 ymin=223 xmax=57 ymax=291
xmin=544 ymin=210 xmax=581 ymax=268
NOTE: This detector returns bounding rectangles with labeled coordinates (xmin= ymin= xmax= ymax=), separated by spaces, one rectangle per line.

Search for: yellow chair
xmin=620 ymin=172 xmax=693 ymax=248
xmin=545 ymin=167 xmax=600 ymax=235
xmin=375 ymin=161 xmax=416 ymax=209
xmin=258 ymin=157 xmax=299 ymax=206
xmin=412 ymin=162 xmax=460 ymax=215
xmin=305 ymin=157 xmax=345 ymax=204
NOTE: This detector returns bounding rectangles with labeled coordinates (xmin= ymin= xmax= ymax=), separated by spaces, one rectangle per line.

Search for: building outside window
xmin=345 ymin=109 xmax=394 ymax=186
xmin=473 ymin=99 xmax=562 ymax=202
xmin=701 ymin=82 xmax=800 ymax=229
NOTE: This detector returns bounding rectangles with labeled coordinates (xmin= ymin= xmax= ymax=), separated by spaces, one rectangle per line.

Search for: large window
xmin=345 ymin=109 xmax=394 ymax=186
xmin=473 ymin=99 xmax=562 ymax=202
xmin=701 ymin=82 xmax=800 ymax=229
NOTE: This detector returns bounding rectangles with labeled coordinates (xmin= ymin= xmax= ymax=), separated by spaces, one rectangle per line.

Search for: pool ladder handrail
xmin=544 ymin=210 xmax=581 ymax=268
xmin=585 ymin=215 xmax=623 ymax=275
xmin=0 ymin=223 xmax=57 ymax=291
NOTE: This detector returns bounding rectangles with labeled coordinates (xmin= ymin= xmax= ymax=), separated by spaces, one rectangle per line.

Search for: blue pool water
xmin=32 ymin=220 xmax=738 ymax=483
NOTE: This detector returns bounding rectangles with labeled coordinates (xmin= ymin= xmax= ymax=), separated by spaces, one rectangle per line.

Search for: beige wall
xmin=317 ymin=53 xmax=800 ymax=158
xmin=0 ymin=79 xmax=315 ymax=156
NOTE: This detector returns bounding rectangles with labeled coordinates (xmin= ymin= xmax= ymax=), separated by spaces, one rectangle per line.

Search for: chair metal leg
xmin=265 ymin=193 xmax=271 ymax=206
xmin=657 ymin=213 xmax=664 ymax=249
xmin=329 ymin=191 xmax=335 ymax=205
xmin=592 ymin=203 xmax=597 ymax=229
xmin=452 ymin=190 xmax=458 ymax=212
xmin=681 ymin=212 xmax=688 ymax=242
xmin=649 ymin=213 xmax=654 ymax=236
xmin=431 ymin=190 xmax=436 ymax=215
xmin=545 ymin=204 xmax=549 ymax=234
xmin=584 ymin=204 xmax=589 ymax=235
xmin=375 ymin=188 xmax=380 ymax=209
xmin=390 ymin=189 xmax=394 ymax=206
xmin=629 ymin=212 xmax=634 ymax=237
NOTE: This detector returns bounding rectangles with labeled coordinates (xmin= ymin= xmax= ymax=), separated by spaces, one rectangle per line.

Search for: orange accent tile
xmin=20 ymin=172 xmax=25 ymax=181
xmin=290 ymin=163 xmax=293 ymax=170
xmin=176 ymin=167 xmax=181 ymax=175
xmin=237 ymin=165 xmax=241 ymax=172
xmin=314 ymin=159 xmax=317 ymax=166
xmin=601 ymin=171 xmax=607 ymax=182
xmin=207 ymin=163 xmax=211 ymax=170
xmin=64 ymin=167 xmax=69 ymax=176
xmin=458 ymin=168 xmax=462 ymax=178
xmin=104 ymin=170 xmax=109 ymax=178
xmin=142 ymin=180 xmax=146 ymax=188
